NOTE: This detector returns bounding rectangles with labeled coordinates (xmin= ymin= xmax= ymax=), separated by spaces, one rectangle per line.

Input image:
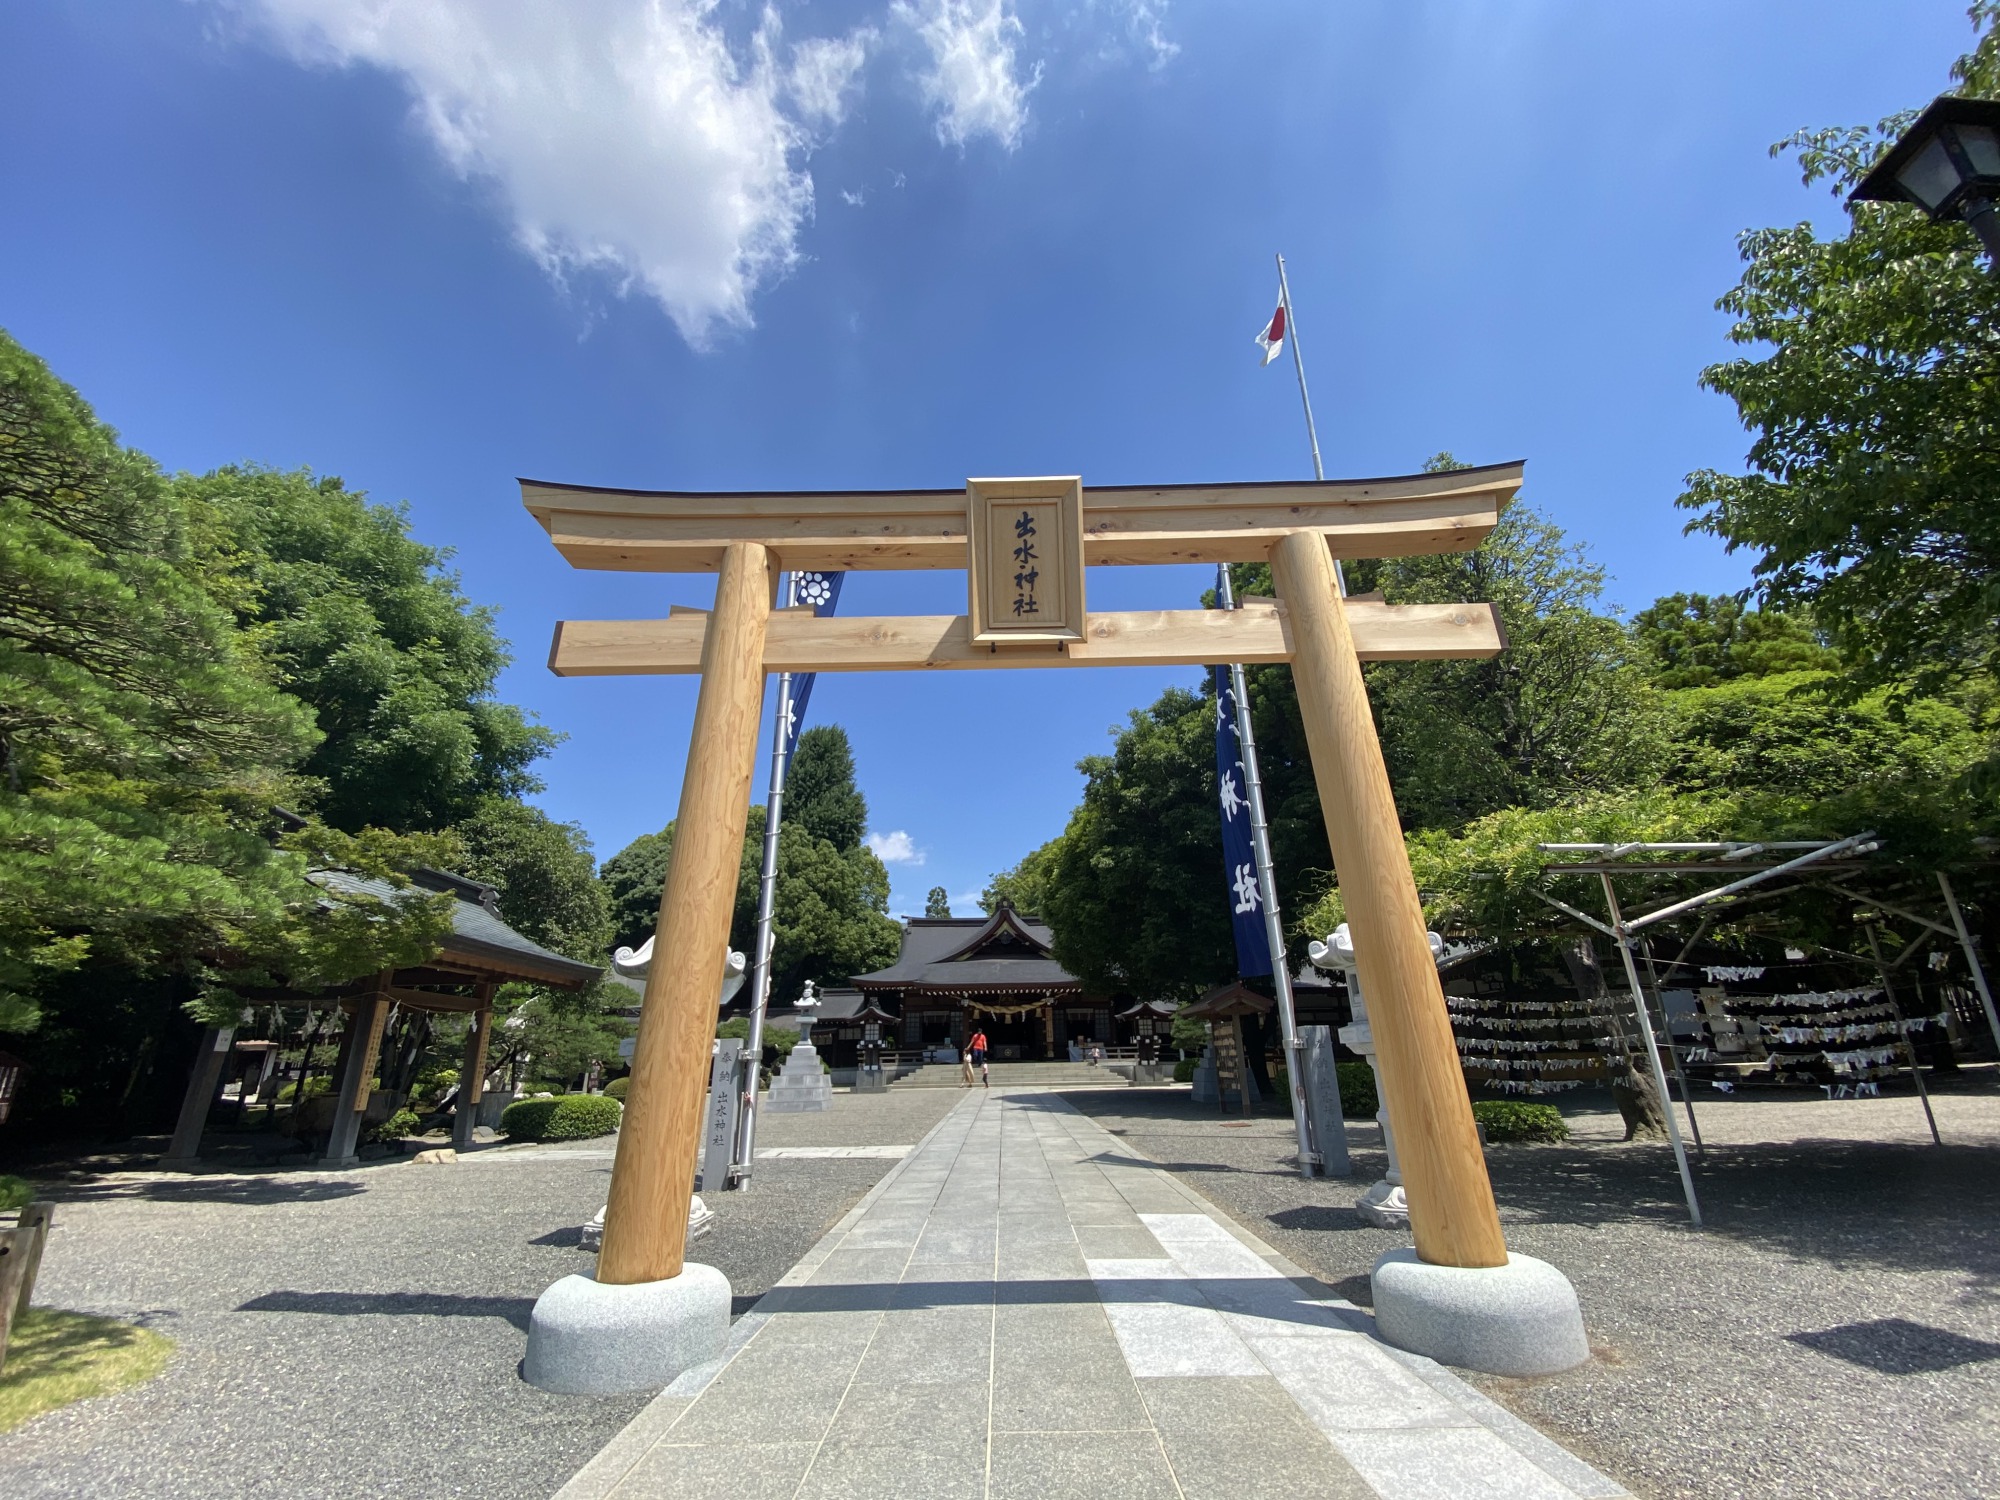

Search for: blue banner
xmin=1212 ymin=664 xmax=1273 ymax=978
xmin=782 ymin=570 xmax=845 ymax=759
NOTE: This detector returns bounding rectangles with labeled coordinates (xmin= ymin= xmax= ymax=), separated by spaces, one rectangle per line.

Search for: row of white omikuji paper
xmin=1763 ymin=1012 xmax=1950 ymax=1045
xmin=1456 ymin=1035 xmax=1615 ymax=1054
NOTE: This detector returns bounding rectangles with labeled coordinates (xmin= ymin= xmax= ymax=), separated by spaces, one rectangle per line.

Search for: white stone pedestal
xmin=523 ymin=1263 xmax=731 ymax=1393
xmin=764 ymin=1040 xmax=833 ymax=1113
xmin=1370 ymin=1248 xmax=1589 ymax=1377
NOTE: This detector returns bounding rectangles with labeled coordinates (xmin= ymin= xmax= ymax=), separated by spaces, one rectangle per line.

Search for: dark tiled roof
xmin=1183 ymin=981 xmax=1274 ymax=1019
xmin=851 ymin=905 xmax=1075 ymax=992
xmin=312 ymin=869 xmax=601 ymax=988
xmin=803 ymin=987 xmax=896 ymax=1022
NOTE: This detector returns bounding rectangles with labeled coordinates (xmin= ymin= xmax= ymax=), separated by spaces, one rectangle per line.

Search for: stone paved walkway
xmin=556 ymin=1090 xmax=1630 ymax=1500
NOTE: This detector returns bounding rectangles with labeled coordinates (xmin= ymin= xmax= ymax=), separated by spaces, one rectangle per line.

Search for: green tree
xmin=1348 ymin=503 xmax=1666 ymax=831
xmin=600 ymin=826 xmax=673 ymax=951
xmin=171 ymin=466 xmax=556 ymax=832
xmin=761 ymin=819 xmax=900 ymax=1000
xmin=1222 ymin=458 xmax=1665 ymax=839
xmin=1678 ymin=7 xmax=2000 ymax=697
xmin=925 ymin=886 xmax=952 ymax=918
xmin=981 ymin=837 xmax=1064 ymax=916
xmin=1629 ymin=593 xmax=1835 ymax=689
xmin=1041 ymin=688 xmax=1235 ymax=1002
xmin=452 ymin=799 xmax=631 ymax=1091
xmin=455 ymin=797 xmax=612 ymax=961
xmin=0 ymin=332 xmax=456 ymax=1031
xmin=596 ymin=723 xmax=900 ymax=999
xmin=786 ymin=726 xmax=868 ymax=849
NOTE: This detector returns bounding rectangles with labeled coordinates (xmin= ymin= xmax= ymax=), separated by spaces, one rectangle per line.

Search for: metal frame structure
xmin=1523 ymin=834 xmax=1996 ymax=1228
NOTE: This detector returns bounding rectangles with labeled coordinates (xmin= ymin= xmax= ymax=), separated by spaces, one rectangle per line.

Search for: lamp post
xmin=1850 ymin=94 xmax=2000 ymax=261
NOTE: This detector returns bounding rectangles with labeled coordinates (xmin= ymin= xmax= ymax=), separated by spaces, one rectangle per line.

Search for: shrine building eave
xmin=520 ymin=462 xmax=1523 ymax=573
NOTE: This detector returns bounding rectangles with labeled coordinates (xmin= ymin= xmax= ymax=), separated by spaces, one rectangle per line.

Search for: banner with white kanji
xmin=1211 ymin=664 xmax=1273 ymax=978
xmin=782 ymin=570 xmax=845 ymax=759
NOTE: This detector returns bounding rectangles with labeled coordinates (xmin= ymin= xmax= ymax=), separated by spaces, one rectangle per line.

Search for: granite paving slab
xmin=555 ymin=1088 xmax=1631 ymax=1500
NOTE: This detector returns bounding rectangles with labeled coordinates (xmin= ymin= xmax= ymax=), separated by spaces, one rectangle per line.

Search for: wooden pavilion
xmin=162 ymin=866 xmax=601 ymax=1169
xmin=849 ymin=903 xmax=1106 ymax=1061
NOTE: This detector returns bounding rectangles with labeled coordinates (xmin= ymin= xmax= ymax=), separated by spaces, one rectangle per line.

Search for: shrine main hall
xmin=820 ymin=902 xmax=1126 ymax=1061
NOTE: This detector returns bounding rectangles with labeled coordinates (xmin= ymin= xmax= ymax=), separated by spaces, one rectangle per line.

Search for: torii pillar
xmin=521 ymin=543 xmax=768 ymax=1394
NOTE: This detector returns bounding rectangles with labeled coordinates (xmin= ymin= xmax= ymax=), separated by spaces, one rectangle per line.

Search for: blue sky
xmin=0 ymin=2 xmax=1973 ymax=919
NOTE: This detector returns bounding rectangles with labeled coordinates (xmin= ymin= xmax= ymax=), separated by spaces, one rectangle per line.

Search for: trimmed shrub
xmin=543 ymin=1095 xmax=622 ymax=1140
xmin=499 ymin=1097 xmax=560 ymax=1140
xmin=0 ymin=1175 xmax=35 ymax=1211
xmin=368 ymin=1109 xmax=421 ymax=1145
xmin=603 ymin=1076 xmax=630 ymax=1101
xmin=1338 ymin=1061 xmax=1378 ymax=1118
xmin=1172 ymin=1057 xmax=1197 ymax=1083
xmin=1471 ymin=1100 xmax=1568 ymax=1144
xmin=503 ymin=1094 xmax=622 ymax=1142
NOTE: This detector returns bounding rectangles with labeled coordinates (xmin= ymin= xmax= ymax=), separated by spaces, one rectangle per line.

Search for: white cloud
xmin=233 ymin=0 xmax=874 ymax=346
xmin=1120 ymin=1 xmax=1177 ymax=71
xmin=840 ymin=187 xmax=866 ymax=207
xmin=893 ymin=0 xmax=1039 ymax=150
xmin=866 ymin=829 xmax=924 ymax=864
xmin=789 ymin=27 xmax=875 ymax=129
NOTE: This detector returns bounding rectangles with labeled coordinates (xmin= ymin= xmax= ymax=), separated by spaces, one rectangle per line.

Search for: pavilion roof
xmin=313 ymin=868 xmax=601 ymax=990
xmin=1183 ymin=981 xmax=1274 ymax=1020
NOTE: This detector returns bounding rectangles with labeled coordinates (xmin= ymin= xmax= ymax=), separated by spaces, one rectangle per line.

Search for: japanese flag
xmin=1254 ymin=299 xmax=1286 ymax=365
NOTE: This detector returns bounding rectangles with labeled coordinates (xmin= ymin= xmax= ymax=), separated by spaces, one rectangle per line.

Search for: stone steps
xmin=890 ymin=1062 xmax=1130 ymax=1088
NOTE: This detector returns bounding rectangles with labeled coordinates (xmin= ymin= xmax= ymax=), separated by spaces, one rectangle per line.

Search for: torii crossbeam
xmin=529 ymin=464 xmax=1522 ymax=1300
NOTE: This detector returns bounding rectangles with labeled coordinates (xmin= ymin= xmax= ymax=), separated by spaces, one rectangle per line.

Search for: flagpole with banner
xmin=1275 ymin=253 xmax=1326 ymax=485
xmin=732 ymin=568 xmax=844 ymax=1188
xmin=1214 ymin=568 xmax=1320 ymax=1179
xmin=1240 ymin=252 xmax=1352 ymax=1175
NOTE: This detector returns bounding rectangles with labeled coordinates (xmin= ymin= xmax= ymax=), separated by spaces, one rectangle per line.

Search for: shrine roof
xmin=312 ymin=869 xmax=601 ymax=989
xmin=851 ymin=906 xmax=1077 ymax=991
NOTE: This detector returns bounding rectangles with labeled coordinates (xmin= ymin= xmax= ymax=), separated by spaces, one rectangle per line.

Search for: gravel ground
xmin=0 ymin=1087 xmax=963 ymax=1500
xmin=1064 ymin=1075 xmax=2000 ymax=1500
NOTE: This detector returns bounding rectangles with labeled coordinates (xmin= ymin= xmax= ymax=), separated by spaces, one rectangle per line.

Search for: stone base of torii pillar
xmin=524 ymin=941 xmax=746 ymax=1394
xmin=1309 ymin=920 xmax=1587 ymax=1377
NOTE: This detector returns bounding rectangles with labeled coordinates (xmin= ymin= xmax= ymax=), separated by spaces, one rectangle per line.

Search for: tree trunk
xmin=1559 ymin=937 xmax=1667 ymax=1141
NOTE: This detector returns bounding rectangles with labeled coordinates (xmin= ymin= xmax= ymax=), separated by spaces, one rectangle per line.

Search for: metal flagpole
xmin=1275 ymin=254 xmax=1325 ymax=486
xmin=732 ymin=571 xmax=799 ymax=1188
xmin=1218 ymin=564 xmax=1319 ymax=1178
xmin=1274 ymin=252 xmax=1348 ymax=598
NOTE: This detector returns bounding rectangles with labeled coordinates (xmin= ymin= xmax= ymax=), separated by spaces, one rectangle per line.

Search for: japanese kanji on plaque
xmin=965 ymin=475 xmax=1084 ymax=644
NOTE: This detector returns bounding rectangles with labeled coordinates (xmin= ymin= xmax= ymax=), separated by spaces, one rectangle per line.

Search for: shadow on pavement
xmin=238 ymin=1290 xmax=537 ymax=1330
xmin=52 ymin=1176 xmax=369 ymax=1205
xmin=1786 ymin=1317 xmax=2000 ymax=1374
xmin=763 ymin=1276 xmax=1362 ymax=1327
xmin=1061 ymin=1087 xmax=2000 ymax=1285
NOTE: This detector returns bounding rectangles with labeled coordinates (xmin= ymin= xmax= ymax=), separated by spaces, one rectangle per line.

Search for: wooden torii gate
xmin=526 ymin=462 xmax=1524 ymax=1284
